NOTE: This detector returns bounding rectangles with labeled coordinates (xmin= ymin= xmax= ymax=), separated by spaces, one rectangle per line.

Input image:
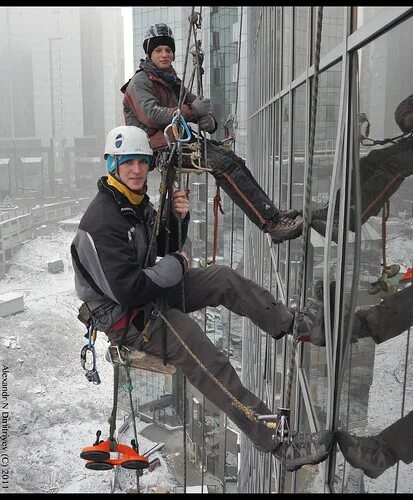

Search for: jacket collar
xmin=98 ymin=176 xmax=149 ymax=218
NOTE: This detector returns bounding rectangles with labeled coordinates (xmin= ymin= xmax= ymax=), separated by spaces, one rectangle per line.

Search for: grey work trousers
xmin=381 ymin=409 xmax=413 ymax=464
xmin=358 ymin=285 xmax=413 ymax=464
xmin=356 ymin=285 xmax=413 ymax=345
xmin=132 ymin=265 xmax=293 ymax=453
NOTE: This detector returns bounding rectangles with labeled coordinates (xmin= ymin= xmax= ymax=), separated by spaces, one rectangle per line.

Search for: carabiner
xmin=80 ymin=344 xmax=101 ymax=385
xmin=163 ymin=123 xmax=174 ymax=148
xmin=107 ymin=344 xmax=129 ymax=366
xmin=172 ymin=114 xmax=192 ymax=143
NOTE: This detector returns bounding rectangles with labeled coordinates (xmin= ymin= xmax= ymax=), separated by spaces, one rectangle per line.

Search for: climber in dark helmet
xmin=120 ymin=23 xmax=303 ymax=245
xmin=311 ymin=93 xmax=413 ymax=241
xmin=71 ymin=125 xmax=334 ymax=472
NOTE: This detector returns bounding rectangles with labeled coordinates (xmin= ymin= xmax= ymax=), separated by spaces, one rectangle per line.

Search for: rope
xmin=279 ymin=6 xmax=323 ymax=492
xmin=108 ymin=362 xmax=120 ymax=448
xmin=234 ymin=7 xmax=243 ymax=121
xmin=359 ymin=113 xmax=412 ymax=147
xmin=158 ymin=310 xmax=260 ymax=422
xmin=123 ymin=362 xmax=141 ymax=493
xmin=176 ymin=9 xmax=200 ymax=490
xmin=178 ymin=7 xmax=196 ymax=110
xmin=381 ymin=199 xmax=390 ymax=270
xmin=212 ymin=185 xmax=224 ymax=264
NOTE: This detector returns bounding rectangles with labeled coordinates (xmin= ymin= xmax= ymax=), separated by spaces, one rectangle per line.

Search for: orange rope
xmin=212 ymin=184 xmax=224 ymax=264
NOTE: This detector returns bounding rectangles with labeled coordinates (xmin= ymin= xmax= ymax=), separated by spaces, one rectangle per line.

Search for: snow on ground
xmin=0 ymin=225 xmax=175 ymax=493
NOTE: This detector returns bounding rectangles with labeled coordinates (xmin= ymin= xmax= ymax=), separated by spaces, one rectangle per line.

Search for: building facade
xmin=242 ymin=6 xmax=413 ymax=493
xmin=128 ymin=6 xmax=413 ymax=494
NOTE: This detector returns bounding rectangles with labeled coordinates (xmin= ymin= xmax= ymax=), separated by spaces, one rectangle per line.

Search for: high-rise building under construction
xmin=123 ymin=6 xmax=413 ymax=494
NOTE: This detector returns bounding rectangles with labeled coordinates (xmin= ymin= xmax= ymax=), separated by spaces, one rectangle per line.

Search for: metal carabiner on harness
xmin=107 ymin=344 xmax=130 ymax=366
xmin=172 ymin=112 xmax=192 ymax=143
xmin=80 ymin=322 xmax=101 ymax=385
xmin=141 ymin=304 xmax=161 ymax=343
xmin=163 ymin=123 xmax=174 ymax=149
xmin=80 ymin=344 xmax=101 ymax=385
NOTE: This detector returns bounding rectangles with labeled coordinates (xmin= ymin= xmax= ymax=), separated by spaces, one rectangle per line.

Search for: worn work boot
xmin=367 ymin=276 xmax=397 ymax=296
xmin=294 ymin=297 xmax=326 ymax=346
xmin=292 ymin=280 xmax=334 ymax=347
xmin=273 ymin=430 xmax=334 ymax=472
xmin=265 ymin=210 xmax=303 ymax=244
xmin=382 ymin=264 xmax=401 ymax=279
xmin=295 ymin=280 xmax=360 ymax=346
xmin=335 ymin=430 xmax=397 ymax=479
xmin=310 ymin=203 xmax=329 ymax=222
xmin=311 ymin=217 xmax=340 ymax=243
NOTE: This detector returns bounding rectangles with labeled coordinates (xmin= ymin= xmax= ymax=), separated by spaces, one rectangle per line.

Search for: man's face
xmin=151 ymin=45 xmax=174 ymax=69
xmin=118 ymin=158 xmax=150 ymax=191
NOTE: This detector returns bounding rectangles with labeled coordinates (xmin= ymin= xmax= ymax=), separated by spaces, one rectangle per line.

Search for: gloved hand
xmin=192 ymin=96 xmax=211 ymax=117
xmin=198 ymin=114 xmax=217 ymax=133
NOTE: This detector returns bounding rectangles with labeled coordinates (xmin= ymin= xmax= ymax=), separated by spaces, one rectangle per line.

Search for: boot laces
xmin=277 ymin=214 xmax=300 ymax=229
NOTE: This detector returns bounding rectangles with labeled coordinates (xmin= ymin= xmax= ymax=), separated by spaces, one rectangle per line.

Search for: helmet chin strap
xmin=112 ymin=156 xmax=148 ymax=195
xmin=112 ymin=155 xmax=123 ymax=184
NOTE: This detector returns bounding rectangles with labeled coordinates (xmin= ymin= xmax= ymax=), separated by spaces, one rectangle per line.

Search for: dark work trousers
xmin=156 ymin=139 xmax=280 ymax=232
xmin=204 ymin=140 xmax=280 ymax=230
xmin=380 ymin=409 xmax=413 ymax=464
xmin=131 ymin=265 xmax=293 ymax=453
xmin=356 ymin=285 xmax=413 ymax=345
xmin=329 ymin=136 xmax=413 ymax=228
xmin=357 ymin=284 xmax=413 ymax=464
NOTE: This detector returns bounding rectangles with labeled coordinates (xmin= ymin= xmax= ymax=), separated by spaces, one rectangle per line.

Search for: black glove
xmin=198 ymin=114 xmax=217 ymax=133
xmin=192 ymin=96 xmax=211 ymax=117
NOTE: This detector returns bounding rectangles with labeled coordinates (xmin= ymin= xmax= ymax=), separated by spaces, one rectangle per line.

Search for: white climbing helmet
xmin=104 ymin=126 xmax=153 ymax=159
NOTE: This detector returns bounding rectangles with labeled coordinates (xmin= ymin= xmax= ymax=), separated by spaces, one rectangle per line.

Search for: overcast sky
xmin=121 ymin=7 xmax=133 ymax=81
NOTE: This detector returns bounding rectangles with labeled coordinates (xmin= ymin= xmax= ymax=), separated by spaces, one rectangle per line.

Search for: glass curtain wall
xmin=244 ymin=5 xmax=413 ymax=494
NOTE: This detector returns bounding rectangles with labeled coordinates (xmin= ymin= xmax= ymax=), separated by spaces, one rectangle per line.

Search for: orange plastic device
xmin=80 ymin=432 xmax=149 ymax=471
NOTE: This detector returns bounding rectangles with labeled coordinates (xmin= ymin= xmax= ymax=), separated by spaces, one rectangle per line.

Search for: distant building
xmin=0 ymin=7 xmax=124 ymax=199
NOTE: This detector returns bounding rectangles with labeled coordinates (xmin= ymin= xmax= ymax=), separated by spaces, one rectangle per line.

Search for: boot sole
xmin=274 ymin=438 xmax=333 ymax=473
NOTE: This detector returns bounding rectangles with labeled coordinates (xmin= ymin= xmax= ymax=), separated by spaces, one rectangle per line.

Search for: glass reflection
xmin=336 ymin=17 xmax=413 ymax=492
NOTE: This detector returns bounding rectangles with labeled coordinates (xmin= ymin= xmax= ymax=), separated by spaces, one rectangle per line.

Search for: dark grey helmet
xmin=143 ymin=23 xmax=175 ymax=55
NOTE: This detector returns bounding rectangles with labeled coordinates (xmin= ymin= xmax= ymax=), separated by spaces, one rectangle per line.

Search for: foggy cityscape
xmin=0 ymin=6 xmax=412 ymax=494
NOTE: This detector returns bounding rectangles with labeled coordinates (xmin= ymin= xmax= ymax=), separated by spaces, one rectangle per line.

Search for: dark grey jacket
xmin=122 ymin=61 xmax=200 ymax=150
xmin=71 ymin=177 xmax=189 ymax=331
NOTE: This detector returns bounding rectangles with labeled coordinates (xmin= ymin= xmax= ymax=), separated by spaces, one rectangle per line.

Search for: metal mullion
xmin=296 ymin=366 xmax=319 ymax=433
xmin=322 ymin=5 xmax=352 ymax=492
xmin=270 ymin=7 xmax=275 ymax=97
xmin=279 ymin=5 xmax=294 ymax=438
xmin=263 ymin=9 xmax=266 ymax=104
xmin=289 ymin=8 xmax=314 ymax=492
xmin=347 ymin=6 xmax=412 ymax=52
xmin=249 ymin=38 xmax=346 ymax=120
